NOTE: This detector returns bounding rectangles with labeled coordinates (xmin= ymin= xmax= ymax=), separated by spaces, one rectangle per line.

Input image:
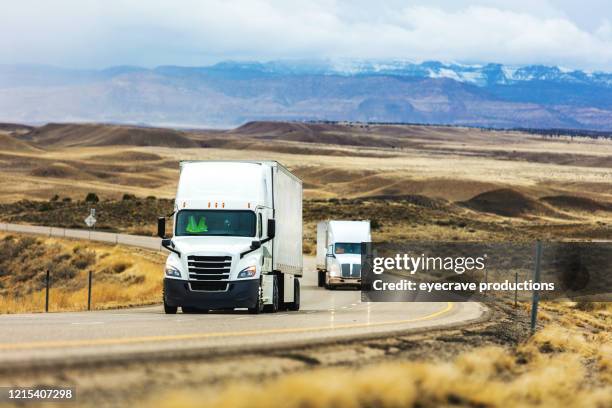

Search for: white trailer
xmin=316 ymin=220 xmax=371 ymax=289
xmin=158 ymin=161 xmax=302 ymax=314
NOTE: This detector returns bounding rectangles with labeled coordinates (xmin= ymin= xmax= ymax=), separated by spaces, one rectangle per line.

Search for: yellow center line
xmin=0 ymin=302 xmax=453 ymax=351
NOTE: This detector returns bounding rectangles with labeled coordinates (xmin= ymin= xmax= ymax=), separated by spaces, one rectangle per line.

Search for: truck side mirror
xmin=157 ymin=217 xmax=166 ymax=238
xmin=267 ymin=219 xmax=276 ymax=239
xmin=250 ymin=240 xmax=261 ymax=250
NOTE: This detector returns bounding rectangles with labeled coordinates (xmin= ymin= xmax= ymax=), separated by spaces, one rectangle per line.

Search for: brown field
xmin=0 ymin=121 xmax=610 ymax=243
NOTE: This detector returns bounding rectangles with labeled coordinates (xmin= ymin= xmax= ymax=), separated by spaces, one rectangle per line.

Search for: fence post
xmin=530 ymin=241 xmax=543 ymax=334
xmin=87 ymin=270 xmax=93 ymax=311
xmin=45 ymin=269 xmax=50 ymax=313
xmin=483 ymin=267 xmax=488 ymax=297
xmin=514 ymin=270 xmax=518 ymax=308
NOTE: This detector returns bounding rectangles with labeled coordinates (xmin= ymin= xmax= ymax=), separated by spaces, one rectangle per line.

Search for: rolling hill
xmin=19 ymin=123 xmax=199 ymax=148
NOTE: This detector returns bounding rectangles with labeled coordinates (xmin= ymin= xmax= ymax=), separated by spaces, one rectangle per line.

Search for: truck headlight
xmin=329 ymin=262 xmax=340 ymax=276
xmin=238 ymin=265 xmax=257 ymax=279
xmin=165 ymin=266 xmax=181 ymax=278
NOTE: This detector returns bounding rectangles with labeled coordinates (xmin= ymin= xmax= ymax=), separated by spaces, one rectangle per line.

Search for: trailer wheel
xmin=249 ymin=280 xmax=264 ymax=314
xmin=317 ymin=271 xmax=325 ymax=287
xmin=287 ymin=278 xmax=300 ymax=311
xmin=263 ymin=275 xmax=279 ymax=313
xmin=163 ymin=285 xmax=177 ymax=314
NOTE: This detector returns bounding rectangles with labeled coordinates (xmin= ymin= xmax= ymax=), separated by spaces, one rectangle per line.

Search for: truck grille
xmin=190 ymin=281 xmax=228 ymax=292
xmin=187 ymin=255 xmax=231 ymax=281
xmin=341 ymin=263 xmax=361 ymax=278
xmin=341 ymin=263 xmax=351 ymax=277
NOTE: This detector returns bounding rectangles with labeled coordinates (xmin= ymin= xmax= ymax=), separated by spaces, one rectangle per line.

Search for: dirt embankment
xmin=0 ymin=233 xmax=164 ymax=313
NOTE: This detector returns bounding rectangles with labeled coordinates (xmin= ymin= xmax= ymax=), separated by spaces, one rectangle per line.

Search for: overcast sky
xmin=1 ymin=0 xmax=611 ymax=70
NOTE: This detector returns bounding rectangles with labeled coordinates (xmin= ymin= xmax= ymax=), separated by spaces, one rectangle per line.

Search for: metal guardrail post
xmin=45 ymin=270 xmax=50 ymax=313
xmin=530 ymin=241 xmax=543 ymax=334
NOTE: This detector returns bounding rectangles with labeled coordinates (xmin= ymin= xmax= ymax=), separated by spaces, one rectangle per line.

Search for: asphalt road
xmin=0 ymin=223 xmax=486 ymax=366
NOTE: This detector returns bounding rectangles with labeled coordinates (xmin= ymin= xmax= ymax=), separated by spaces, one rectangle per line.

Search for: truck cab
xmin=316 ymin=220 xmax=371 ymax=289
xmin=159 ymin=161 xmax=302 ymax=314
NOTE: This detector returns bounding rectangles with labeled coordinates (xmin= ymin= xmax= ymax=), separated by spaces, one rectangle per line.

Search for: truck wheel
xmin=249 ymin=281 xmax=264 ymax=314
xmin=164 ymin=300 xmax=178 ymax=314
xmin=287 ymin=279 xmax=300 ymax=311
xmin=317 ymin=271 xmax=325 ymax=287
xmin=263 ymin=275 xmax=279 ymax=313
xmin=163 ymin=285 xmax=177 ymax=314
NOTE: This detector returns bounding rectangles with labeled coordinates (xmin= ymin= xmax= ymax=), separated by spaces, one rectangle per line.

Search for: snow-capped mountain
xmin=0 ymin=60 xmax=611 ymax=130
xmin=204 ymin=59 xmax=612 ymax=87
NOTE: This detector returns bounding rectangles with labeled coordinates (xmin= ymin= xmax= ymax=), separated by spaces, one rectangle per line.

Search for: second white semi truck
xmin=158 ymin=160 xmax=302 ymax=314
xmin=316 ymin=220 xmax=371 ymax=289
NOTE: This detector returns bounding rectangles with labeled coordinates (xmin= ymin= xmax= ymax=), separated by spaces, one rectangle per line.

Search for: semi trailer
xmin=316 ymin=220 xmax=371 ymax=289
xmin=158 ymin=160 xmax=302 ymax=314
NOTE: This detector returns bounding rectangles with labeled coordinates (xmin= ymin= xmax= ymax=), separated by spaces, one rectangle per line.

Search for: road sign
xmin=85 ymin=208 xmax=97 ymax=228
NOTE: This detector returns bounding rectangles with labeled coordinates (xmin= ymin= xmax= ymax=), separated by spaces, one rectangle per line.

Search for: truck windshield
xmin=175 ymin=210 xmax=256 ymax=237
xmin=334 ymin=243 xmax=361 ymax=254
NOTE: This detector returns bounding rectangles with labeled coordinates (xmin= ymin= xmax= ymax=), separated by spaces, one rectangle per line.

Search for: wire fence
xmin=0 ymin=222 xmax=164 ymax=313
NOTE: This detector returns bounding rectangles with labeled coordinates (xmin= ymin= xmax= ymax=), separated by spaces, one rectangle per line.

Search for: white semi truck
xmin=158 ymin=161 xmax=302 ymax=314
xmin=316 ymin=220 xmax=371 ymax=289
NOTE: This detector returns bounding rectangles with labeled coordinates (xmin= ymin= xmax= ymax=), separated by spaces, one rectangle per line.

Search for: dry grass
xmin=0 ymin=233 xmax=164 ymax=313
xmin=145 ymin=303 xmax=611 ymax=408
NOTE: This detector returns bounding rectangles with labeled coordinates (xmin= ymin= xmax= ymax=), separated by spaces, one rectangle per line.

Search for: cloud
xmin=1 ymin=0 xmax=612 ymax=70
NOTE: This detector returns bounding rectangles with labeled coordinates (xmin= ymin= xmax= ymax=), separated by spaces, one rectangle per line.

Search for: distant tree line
xmin=301 ymin=120 xmax=612 ymax=140
xmin=508 ymin=127 xmax=612 ymax=141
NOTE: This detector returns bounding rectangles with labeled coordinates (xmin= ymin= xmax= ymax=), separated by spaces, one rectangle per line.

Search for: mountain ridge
xmin=0 ymin=60 xmax=611 ymax=130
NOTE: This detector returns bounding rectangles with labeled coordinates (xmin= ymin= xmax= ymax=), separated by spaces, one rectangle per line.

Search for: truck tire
xmin=163 ymin=285 xmax=177 ymax=314
xmin=249 ymin=280 xmax=264 ymax=314
xmin=164 ymin=300 xmax=177 ymax=314
xmin=317 ymin=271 xmax=325 ymax=287
xmin=263 ymin=275 xmax=279 ymax=313
xmin=287 ymin=278 xmax=300 ymax=311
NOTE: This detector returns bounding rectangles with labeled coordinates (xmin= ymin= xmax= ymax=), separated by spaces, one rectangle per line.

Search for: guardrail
xmin=0 ymin=222 xmax=162 ymax=251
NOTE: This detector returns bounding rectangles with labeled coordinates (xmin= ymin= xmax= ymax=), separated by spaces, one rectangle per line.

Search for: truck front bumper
xmin=327 ymin=276 xmax=361 ymax=287
xmin=164 ymin=278 xmax=259 ymax=310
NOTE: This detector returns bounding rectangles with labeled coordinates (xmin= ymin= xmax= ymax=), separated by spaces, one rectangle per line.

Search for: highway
xmin=0 ymin=223 xmax=486 ymax=367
